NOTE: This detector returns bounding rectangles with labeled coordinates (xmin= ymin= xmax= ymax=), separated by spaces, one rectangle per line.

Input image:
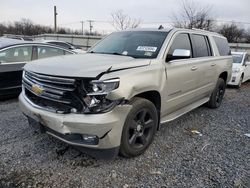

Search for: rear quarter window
xmin=213 ymin=36 xmax=231 ymax=56
xmin=191 ymin=34 xmax=211 ymax=58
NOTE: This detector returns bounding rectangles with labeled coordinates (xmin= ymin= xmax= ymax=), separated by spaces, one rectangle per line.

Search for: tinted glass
xmin=213 ymin=36 xmax=230 ymax=56
xmin=245 ymin=54 xmax=249 ymax=62
xmin=167 ymin=33 xmax=192 ymax=60
xmin=232 ymin=54 xmax=243 ymax=64
xmin=191 ymin=34 xmax=211 ymax=57
xmin=0 ymin=46 xmax=32 ymax=63
xmin=90 ymin=31 xmax=168 ymax=59
xmin=49 ymin=42 xmax=70 ymax=49
xmin=37 ymin=46 xmax=64 ymax=59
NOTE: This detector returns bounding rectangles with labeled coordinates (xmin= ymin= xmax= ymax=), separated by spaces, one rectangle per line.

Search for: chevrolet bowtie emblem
xmin=31 ymin=84 xmax=44 ymax=95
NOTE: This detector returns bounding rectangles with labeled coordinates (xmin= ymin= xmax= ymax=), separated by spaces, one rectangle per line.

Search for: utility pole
xmin=80 ymin=21 xmax=84 ymax=35
xmin=54 ymin=6 xmax=57 ymax=33
xmin=87 ymin=20 xmax=93 ymax=35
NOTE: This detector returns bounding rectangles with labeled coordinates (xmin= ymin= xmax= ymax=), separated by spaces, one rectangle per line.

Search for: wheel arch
xmin=219 ymin=71 xmax=228 ymax=83
xmin=133 ymin=90 xmax=161 ymax=130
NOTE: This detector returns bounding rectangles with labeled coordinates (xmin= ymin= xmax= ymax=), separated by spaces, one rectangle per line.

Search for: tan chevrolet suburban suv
xmin=19 ymin=28 xmax=232 ymax=158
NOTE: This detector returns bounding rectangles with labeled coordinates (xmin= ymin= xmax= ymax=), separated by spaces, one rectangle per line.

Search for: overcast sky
xmin=1 ymin=0 xmax=250 ymax=33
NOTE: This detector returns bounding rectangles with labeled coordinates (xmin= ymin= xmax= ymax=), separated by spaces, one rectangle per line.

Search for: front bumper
xmin=19 ymin=92 xmax=132 ymax=157
xmin=228 ymin=73 xmax=241 ymax=86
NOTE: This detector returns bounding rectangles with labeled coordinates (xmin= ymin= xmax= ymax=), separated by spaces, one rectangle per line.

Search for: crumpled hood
xmin=24 ymin=53 xmax=150 ymax=78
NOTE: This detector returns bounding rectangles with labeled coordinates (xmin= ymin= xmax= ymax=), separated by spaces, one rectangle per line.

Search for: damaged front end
xmin=81 ymin=78 xmax=124 ymax=114
xmin=22 ymin=70 xmax=125 ymax=115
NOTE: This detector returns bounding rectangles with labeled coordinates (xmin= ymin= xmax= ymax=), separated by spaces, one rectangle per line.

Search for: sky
xmin=0 ymin=0 xmax=250 ymax=34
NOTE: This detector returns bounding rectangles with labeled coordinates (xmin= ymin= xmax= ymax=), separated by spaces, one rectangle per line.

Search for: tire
xmin=207 ymin=78 xmax=226 ymax=108
xmin=119 ymin=97 xmax=158 ymax=158
xmin=236 ymin=75 xmax=243 ymax=89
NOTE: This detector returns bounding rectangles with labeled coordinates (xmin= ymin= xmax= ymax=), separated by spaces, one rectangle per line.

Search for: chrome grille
xmin=23 ymin=71 xmax=83 ymax=113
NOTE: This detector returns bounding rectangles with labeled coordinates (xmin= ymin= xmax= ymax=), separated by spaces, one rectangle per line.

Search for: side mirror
xmin=173 ymin=49 xmax=191 ymax=57
xmin=69 ymin=46 xmax=76 ymax=50
xmin=246 ymin=61 xmax=250 ymax=66
xmin=166 ymin=49 xmax=191 ymax=62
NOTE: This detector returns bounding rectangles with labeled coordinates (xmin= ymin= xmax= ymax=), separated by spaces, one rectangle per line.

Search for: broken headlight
xmin=83 ymin=78 xmax=120 ymax=113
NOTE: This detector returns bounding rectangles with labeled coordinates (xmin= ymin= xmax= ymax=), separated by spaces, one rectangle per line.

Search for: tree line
xmin=0 ymin=18 xmax=101 ymax=36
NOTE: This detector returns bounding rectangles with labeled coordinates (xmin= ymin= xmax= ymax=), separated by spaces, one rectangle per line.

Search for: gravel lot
xmin=0 ymin=82 xmax=249 ymax=188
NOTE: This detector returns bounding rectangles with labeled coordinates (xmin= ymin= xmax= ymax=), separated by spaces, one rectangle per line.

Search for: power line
xmin=87 ymin=20 xmax=94 ymax=34
xmin=59 ymin=21 xmax=81 ymax=26
xmin=80 ymin=21 xmax=84 ymax=35
xmin=59 ymin=19 xmax=250 ymax=26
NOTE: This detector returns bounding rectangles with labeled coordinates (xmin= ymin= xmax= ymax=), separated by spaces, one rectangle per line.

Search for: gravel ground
xmin=0 ymin=82 xmax=249 ymax=188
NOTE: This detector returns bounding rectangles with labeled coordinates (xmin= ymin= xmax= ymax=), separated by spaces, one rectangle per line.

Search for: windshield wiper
xmin=111 ymin=52 xmax=126 ymax=56
xmin=89 ymin=51 xmax=134 ymax=58
xmin=89 ymin=51 xmax=108 ymax=54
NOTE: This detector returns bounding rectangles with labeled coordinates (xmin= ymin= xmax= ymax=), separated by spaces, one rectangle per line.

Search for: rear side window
xmin=49 ymin=42 xmax=70 ymax=49
xmin=213 ymin=37 xmax=231 ymax=56
xmin=37 ymin=46 xmax=64 ymax=59
xmin=191 ymin=34 xmax=211 ymax=57
xmin=0 ymin=46 xmax=32 ymax=63
xmin=167 ymin=33 xmax=192 ymax=59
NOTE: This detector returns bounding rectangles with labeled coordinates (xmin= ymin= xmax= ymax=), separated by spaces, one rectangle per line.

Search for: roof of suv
xmin=125 ymin=27 xmax=224 ymax=38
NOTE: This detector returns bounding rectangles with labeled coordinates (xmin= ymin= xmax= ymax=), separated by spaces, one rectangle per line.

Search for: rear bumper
xmin=19 ymin=92 xmax=132 ymax=158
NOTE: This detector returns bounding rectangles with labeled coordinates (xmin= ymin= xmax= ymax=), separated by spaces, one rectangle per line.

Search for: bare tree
xmin=111 ymin=10 xmax=141 ymax=30
xmin=245 ymin=28 xmax=250 ymax=43
xmin=218 ymin=23 xmax=245 ymax=43
xmin=172 ymin=0 xmax=214 ymax=30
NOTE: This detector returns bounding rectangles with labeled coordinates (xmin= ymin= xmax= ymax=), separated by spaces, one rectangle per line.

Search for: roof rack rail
xmin=191 ymin=28 xmax=206 ymax=31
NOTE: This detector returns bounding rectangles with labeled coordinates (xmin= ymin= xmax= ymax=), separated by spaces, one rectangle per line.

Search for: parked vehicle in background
xmin=228 ymin=52 xmax=250 ymax=88
xmin=19 ymin=28 xmax=232 ymax=158
xmin=0 ymin=38 xmax=75 ymax=98
xmin=40 ymin=40 xmax=86 ymax=53
xmin=3 ymin=34 xmax=33 ymax=41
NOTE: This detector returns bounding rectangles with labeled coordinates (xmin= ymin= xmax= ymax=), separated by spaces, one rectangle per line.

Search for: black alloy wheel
xmin=207 ymin=78 xmax=226 ymax=108
xmin=215 ymin=84 xmax=225 ymax=106
xmin=120 ymin=97 xmax=158 ymax=157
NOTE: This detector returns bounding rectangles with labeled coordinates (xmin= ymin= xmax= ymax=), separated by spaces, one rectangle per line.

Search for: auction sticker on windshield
xmin=136 ymin=46 xmax=157 ymax=52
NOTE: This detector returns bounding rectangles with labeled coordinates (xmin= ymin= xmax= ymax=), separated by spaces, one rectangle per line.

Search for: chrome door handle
xmin=191 ymin=66 xmax=198 ymax=71
xmin=211 ymin=63 xmax=216 ymax=66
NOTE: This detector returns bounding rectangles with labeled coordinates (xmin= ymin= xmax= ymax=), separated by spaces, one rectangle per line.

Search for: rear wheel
xmin=119 ymin=97 xmax=158 ymax=158
xmin=207 ymin=78 xmax=226 ymax=108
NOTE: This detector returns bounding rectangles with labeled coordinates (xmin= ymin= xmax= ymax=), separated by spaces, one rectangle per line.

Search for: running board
xmin=160 ymin=97 xmax=210 ymax=124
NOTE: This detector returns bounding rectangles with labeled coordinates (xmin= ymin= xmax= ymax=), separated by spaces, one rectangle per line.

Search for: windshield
xmin=89 ymin=31 xmax=168 ymax=59
xmin=232 ymin=54 xmax=243 ymax=64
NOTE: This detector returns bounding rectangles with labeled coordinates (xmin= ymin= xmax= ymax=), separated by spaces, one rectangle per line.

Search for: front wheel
xmin=207 ymin=78 xmax=226 ymax=108
xmin=119 ymin=97 xmax=158 ymax=158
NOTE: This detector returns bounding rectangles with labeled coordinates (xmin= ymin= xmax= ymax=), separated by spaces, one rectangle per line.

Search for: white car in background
xmin=228 ymin=52 xmax=250 ymax=88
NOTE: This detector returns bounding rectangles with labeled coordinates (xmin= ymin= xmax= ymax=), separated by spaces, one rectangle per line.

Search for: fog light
xmin=71 ymin=108 xmax=77 ymax=113
xmin=82 ymin=134 xmax=99 ymax=145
